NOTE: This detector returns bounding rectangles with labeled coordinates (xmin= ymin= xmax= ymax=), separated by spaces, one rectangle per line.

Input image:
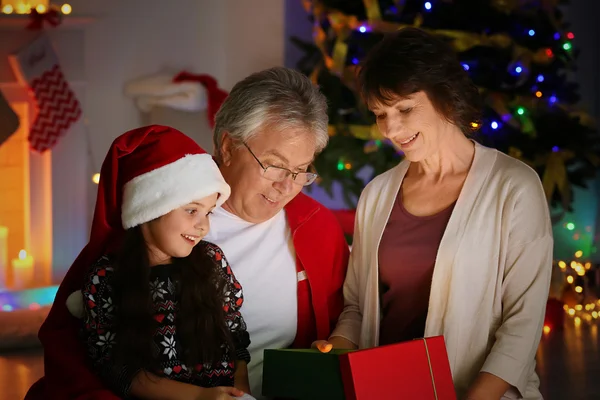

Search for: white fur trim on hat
xmin=121 ymin=153 xmax=230 ymax=229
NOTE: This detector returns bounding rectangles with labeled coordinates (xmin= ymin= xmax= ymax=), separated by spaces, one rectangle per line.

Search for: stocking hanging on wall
xmin=0 ymin=91 xmax=19 ymax=147
xmin=8 ymin=34 xmax=81 ymax=152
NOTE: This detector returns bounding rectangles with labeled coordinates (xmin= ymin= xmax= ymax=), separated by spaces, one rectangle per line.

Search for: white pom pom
xmin=66 ymin=290 xmax=85 ymax=319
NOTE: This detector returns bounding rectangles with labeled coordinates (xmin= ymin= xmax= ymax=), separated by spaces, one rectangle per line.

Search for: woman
xmin=26 ymin=67 xmax=349 ymax=400
xmin=324 ymin=28 xmax=553 ymax=400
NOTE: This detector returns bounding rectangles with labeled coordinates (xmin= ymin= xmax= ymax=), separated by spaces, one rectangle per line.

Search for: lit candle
xmin=12 ymin=249 xmax=34 ymax=289
xmin=0 ymin=226 xmax=7 ymax=289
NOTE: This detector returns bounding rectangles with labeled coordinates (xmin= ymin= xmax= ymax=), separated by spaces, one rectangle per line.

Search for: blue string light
xmin=491 ymin=121 xmax=500 ymax=130
xmin=528 ymin=29 xmax=535 ymax=36
xmin=424 ymin=2 xmax=432 ymax=11
xmin=537 ymin=74 xmax=544 ymax=82
xmin=462 ymin=63 xmax=470 ymax=71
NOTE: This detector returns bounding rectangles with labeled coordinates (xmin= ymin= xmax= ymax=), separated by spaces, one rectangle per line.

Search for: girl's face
xmin=141 ymin=193 xmax=218 ymax=266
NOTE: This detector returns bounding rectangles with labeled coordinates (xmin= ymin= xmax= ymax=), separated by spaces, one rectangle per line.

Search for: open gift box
xmin=262 ymin=335 xmax=456 ymax=400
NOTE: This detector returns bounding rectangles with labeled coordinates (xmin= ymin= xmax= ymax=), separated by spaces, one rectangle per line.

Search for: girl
xmin=66 ymin=125 xmax=251 ymax=400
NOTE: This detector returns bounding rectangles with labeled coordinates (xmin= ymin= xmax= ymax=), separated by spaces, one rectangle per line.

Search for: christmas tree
xmin=293 ymin=0 xmax=599 ymax=213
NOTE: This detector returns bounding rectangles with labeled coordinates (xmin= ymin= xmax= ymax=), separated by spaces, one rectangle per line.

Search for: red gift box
xmin=339 ymin=336 xmax=456 ymax=400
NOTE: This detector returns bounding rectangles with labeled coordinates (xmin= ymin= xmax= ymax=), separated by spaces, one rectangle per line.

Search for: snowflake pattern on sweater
xmin=81 ymin=241 xmax=250 ymax=397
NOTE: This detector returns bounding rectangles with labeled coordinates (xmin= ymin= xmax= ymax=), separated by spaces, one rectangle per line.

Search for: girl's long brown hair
xmin=111 ymin=226 xmax=233 ymax=371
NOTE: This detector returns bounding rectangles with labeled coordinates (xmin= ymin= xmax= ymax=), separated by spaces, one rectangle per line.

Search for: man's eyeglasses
xmin=243 ymin=143 xmax=318 ymax=186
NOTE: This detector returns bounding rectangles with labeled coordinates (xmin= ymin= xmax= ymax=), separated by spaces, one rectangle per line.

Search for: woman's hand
xmin=311 ymin=336 xmax=358 ymax=352
xmin=195 ymin=386 xmax=245 ymax=400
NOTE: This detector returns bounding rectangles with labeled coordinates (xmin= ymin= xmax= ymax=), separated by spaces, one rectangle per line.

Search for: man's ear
xmin=220 ymin=132 xmax=234 ymax=166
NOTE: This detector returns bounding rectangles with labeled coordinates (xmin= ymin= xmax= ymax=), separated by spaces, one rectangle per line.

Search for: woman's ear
xmin=220 ymin=132 xmax=234 ymax=166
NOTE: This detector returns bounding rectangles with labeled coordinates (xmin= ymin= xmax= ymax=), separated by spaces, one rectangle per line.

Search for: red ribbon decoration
xmin=27 ymin=8 xmax=62 ymax=30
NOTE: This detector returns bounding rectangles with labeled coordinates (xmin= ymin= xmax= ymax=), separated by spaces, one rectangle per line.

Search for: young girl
xmin=66 ymin=125 xmax=251 ymax=400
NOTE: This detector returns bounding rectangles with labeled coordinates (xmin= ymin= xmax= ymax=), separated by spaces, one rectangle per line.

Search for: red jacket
xmin=25 ymin=192 xmax=349 ymax=399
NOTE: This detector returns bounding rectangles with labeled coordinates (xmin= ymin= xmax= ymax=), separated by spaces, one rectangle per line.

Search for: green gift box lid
xmin=262 ymin=348 xmax=355 ymax=400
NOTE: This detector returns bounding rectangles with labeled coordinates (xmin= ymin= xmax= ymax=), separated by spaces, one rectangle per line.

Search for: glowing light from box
xmin=92 ymin=173 xmax=101 ymax=184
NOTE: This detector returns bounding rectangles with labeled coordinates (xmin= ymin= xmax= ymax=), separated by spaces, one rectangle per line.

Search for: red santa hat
xmin=172 ymin=71 xmax=229 ymax=127
xmin=108 ymin=125 xmax=230 ymax=231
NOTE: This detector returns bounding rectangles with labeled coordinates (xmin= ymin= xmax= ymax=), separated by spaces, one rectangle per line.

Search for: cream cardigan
xmin=331 ymin=142 xmax=553 ymax=400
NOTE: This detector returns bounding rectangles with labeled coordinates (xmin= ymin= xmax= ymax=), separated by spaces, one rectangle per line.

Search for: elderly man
xmin=26 ymin=67 xmax=349 ymax=400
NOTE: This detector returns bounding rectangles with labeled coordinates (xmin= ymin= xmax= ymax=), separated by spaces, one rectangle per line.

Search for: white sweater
xmin=331 ymin=142 xmax=553 ymax=400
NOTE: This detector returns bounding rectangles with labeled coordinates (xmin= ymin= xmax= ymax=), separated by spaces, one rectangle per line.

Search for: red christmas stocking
xmin=9 ymin=35 xmax=81 ymax=153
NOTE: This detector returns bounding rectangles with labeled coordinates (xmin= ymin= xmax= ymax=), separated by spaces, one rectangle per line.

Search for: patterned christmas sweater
xmin=81 ymin=241 xmax=251 ymax=398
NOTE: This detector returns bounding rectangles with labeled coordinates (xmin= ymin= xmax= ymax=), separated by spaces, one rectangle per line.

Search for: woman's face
xmin=218 ymin=125 xmax=316 ymax=224
xmin=141 ymin=193 xmax=218 ymax=266
xmin=370 ymin=91 xmax=452 ymax=162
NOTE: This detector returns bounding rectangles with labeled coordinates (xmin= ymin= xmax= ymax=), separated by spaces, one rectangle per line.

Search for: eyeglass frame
xmin=242 ymin=142 xmax=319 ymax=186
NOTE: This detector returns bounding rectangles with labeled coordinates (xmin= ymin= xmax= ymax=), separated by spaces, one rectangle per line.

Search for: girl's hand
xmin=195 ymin=386 xmax=245 ymax=400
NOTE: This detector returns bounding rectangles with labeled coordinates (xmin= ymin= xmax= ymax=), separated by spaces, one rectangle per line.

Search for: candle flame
xmin=18 ymin=249 xmax=27 ymax=260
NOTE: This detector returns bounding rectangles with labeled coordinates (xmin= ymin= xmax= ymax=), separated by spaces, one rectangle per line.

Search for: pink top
xmin=378 ymin=190 xmax=455 ymax=345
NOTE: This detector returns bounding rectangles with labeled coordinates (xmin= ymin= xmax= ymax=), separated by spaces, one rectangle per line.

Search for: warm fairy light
xmin=470 ymin=122 xmax=479 ymax=128
xmin=563 ymin=304 xmax=569 ymax=311
xmin=15 ymin=2 xmax=29 ymax=13
xmin=585 ymin=262 xmax=591 ymax=270
xmin=575 ymin=304 xmax=583 ymax=311
xmin=574 ymin=317 xmax=581 ymax=326
xmin=61 ymin=3 xmax=71 ymax=14
xmin=593 ymin=311 xmax=599 ymax=319
xmin=567 ymin=276 xmax=574 ymax=284
xmin=558 ymin=261 xmax=566 ymax=269
xmin=575 ymin=250 xmax=583 ymax=258
xmin=344 ymin=163 xmax=352 ymax=170
xmin=543 ymin=325 xmax=551 ymax=334
xmin=535 ymin=91 xmax=543 ymax=98
xmin=2 ymin=4 xmax=13 ymax=13
xmin=575 ymin=286 xmax=583 ymax=293
xmin=92 ymin=173 xmax=100 ymax=184
xmin=568 ymin=308 xmax=575 ymax=316
xmin=35 ymin=3 xmax=45 ymax=12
